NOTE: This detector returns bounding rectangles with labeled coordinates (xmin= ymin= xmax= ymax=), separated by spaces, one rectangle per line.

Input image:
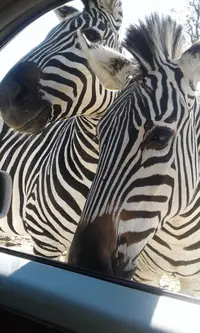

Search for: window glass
xmin=0 ymin=0 xmax=199 ymax=300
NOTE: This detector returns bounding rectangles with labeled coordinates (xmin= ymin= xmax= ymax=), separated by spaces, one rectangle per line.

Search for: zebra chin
xmin=0 ymin=61 xmax=52 ymax=134
xmin=68 ymin=214 xmax=135 ymax=280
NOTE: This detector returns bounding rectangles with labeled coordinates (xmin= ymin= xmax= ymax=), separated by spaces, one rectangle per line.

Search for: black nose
xmin=68 ymin=229 xmax=114 ymax=276
xmin=1 ymin=60 xmax=41 ymax=100
xmin=111 ymin=254 xmax=135 ymax=279
xmin=0 ymin=61 xmax=51 ymax=134
xmin=3 ymin=61 xmax=40 ymax=87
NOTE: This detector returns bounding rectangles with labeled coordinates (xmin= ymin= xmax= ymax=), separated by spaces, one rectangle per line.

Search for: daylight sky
xmin=0 ymin=0 xmax=187 ymax=80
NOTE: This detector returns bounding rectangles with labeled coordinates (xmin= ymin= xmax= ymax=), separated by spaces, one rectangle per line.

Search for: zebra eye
xmin=82 ymin=28 xmax=101 ymax=42
xmin=146 ymin=126 xmax=173 ymax=150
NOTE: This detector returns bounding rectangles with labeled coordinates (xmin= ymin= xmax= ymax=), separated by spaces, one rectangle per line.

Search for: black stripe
xmin=120 ymin=210 xmax=160 ymax=221
xmin=127 ymin=195 xmax=168 ymax=203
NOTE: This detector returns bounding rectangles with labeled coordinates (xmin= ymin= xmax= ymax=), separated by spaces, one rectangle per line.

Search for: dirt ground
xmin=0 ymin=234 xmax=33 ymax=254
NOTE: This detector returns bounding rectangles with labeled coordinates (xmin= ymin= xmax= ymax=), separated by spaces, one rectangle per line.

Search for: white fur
xmin=54 ymin=6 xmax=80 ymax=22
xmin=176 ymin=42 xmax=200 ymax=88
xmin=77 ymin=30 xmax=137 ymax=90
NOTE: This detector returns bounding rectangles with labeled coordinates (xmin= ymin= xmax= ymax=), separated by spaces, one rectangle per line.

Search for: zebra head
xmin=68 ymin=13 xmax=200 ymax=278
xmin=0 ymin=0 xmax=123 ymax=134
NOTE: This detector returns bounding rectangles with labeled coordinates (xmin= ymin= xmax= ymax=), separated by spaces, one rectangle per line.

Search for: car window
xmin=0 ymin=0 xmax=200 ymax=303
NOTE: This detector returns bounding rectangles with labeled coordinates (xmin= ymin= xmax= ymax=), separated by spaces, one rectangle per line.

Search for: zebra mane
xmin=123 ymin=13 xmax=185 ymax=71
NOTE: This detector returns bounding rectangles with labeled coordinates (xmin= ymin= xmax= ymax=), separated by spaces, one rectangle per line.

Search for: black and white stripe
xmin=0 ymin=116 xmax=99 ymax=257
xmin=69 ymin=13 xmax=200 ymax=296
xmin=20 ymin=0 xmax=123 ymax=121
xmin=0 ymin=0 xmax=123 ymax=257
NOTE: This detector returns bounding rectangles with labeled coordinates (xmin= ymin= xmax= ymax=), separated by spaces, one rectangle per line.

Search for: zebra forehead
xmin=21 ymin=1 xmax=122 ymax=66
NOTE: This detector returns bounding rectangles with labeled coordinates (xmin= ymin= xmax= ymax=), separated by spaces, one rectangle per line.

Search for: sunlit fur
xmin=0 ymin=0 xmax=122 ymax=257
xmin=69 ymin=13 xmax=200 ymax=296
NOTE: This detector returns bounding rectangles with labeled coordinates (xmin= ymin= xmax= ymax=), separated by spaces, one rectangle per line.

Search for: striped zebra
xmin=0 ymin=116 xmax=98 ymax=257
xmin=0 ymin=0 xmax=123 ymax=258
xmin=0 ymin=0 xmax=122 ymax=134
xmin=69 ymin=13 xmax=200 ymax=296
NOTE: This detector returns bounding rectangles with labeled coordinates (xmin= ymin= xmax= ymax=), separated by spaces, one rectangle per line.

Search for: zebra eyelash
xmin=81 ymin=28 xmax=102 ymax=43
xmin=144 ymin=126 xmax=174 ymax=151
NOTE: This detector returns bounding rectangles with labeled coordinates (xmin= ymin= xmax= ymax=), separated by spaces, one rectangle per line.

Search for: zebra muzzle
xmin=0 ymin=61 xmax=52 ymax=134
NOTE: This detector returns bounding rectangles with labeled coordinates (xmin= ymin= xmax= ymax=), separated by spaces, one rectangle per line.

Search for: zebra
xmin=0 ymin=0 xmax=123 ymax=258
xmin=68 ymin=13 xmax=200 ymax=296
xmin=0 ymin=0 xmax=122 ymax=134
xmin=0 ymin=116 xmax=98 ymax=257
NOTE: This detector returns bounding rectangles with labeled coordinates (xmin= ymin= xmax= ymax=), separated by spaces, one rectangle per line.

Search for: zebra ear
xmin=101 ymin=0 xmax=118 ymax=10
xmin=82 ymin=0 xmax=119 ymax=11
xmin=77 ymin=30 xmax=138 ymax=90
xmin=178 ymin=41 xmax=200 ymax=88
xmin=54 ymin=5 xmax=80 ymax=22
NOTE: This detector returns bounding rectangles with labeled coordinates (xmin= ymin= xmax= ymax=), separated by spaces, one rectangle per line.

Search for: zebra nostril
xmin=2 ymin=61 xmax=41 ymax=92
xmin=0 ymin=61 xmax=41 ymax=107
xmin=0 ymin=79 xmax=20 ymax=106
xmin=14 ymin=84 xmax=29 ymax=103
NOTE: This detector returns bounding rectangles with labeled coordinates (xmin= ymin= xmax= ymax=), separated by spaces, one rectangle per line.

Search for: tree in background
xmin=184 ymin=0 xmax=200 ymax=43
xmin=171 ymin=0 xmax=200 ymax=45
xmin=171 ymin=0 xmax=200 ymax=95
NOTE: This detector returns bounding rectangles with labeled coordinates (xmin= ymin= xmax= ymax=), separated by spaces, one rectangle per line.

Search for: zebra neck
xmin=178 ymin=182 xmax=200 ymax=219
xmin=195 ymin=100 xmax=200 ymax=153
